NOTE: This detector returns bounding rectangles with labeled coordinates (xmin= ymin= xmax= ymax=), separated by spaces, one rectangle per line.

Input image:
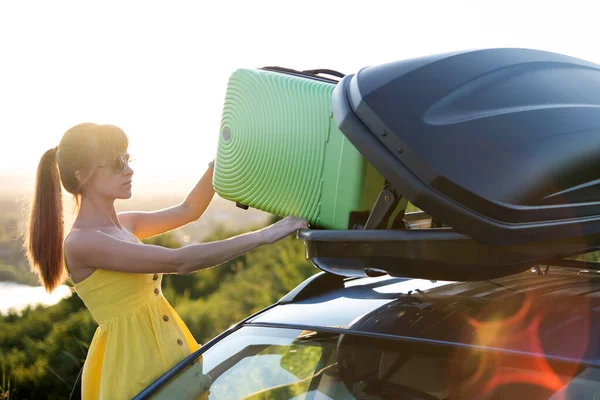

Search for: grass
xmin=0 ymin=357 xmax=15 ymax=400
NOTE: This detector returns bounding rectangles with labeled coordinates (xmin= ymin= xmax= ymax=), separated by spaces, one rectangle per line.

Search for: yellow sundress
xmin=70 ymin=267 xmax=201 ymax=399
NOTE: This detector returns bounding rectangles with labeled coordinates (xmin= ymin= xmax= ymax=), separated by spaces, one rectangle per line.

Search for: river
xmin=0 ymin=281 xmax=72 ymax=315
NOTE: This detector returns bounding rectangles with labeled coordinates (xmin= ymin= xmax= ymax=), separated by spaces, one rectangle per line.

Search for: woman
xmin=25 ymin=122 xmax=308 ymax=399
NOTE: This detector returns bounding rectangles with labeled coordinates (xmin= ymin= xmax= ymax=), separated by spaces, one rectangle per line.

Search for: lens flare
xmin=457 ymin=291 xmax=590 ymax=398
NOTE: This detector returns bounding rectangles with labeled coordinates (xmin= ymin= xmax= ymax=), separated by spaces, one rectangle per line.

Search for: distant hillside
xmin=0 ymin=170 xmax=273 ymax=241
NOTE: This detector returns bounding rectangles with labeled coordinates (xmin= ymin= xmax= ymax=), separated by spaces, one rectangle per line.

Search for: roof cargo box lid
xmin=332 ymin=48 xmax=600 ymax=246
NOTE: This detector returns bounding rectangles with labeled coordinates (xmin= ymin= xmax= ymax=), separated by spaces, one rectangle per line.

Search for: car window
xmin=145 ymin=326 xmax=600 ymax=400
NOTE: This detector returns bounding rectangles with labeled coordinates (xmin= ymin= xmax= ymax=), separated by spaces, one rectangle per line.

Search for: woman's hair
xmin=24 ymin=123 xmax=128 ymax=293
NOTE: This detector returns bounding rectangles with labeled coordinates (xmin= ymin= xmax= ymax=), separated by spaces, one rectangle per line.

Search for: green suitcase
xmin=213 ymin=67 xmax=385 ymax=229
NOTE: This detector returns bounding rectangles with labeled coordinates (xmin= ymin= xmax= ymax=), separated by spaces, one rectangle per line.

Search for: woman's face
xmin=84 ymin=152 xmax=134 ymax=200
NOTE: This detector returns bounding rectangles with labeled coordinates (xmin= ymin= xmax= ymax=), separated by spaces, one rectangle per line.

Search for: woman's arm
xmin=118 ymin=161 xmax=216 ymax=240
xmin=64 ymin=216 xmax=307 ymax=275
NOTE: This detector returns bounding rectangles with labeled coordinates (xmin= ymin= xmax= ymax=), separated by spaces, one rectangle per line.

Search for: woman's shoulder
xmin=64 ymin=228 xmax=144 ymax=274
xmin=63 ymin=229 xmax=113 ymax=270
xmin=64 ymin=228 xmax=107 ymax=255
xmin=64 ymin=229 xmax=98 ymax=257
xmin=64 ymin=228 xmax=141 ymax=284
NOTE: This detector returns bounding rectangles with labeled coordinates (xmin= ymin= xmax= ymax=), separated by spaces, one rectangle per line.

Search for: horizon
xmin=1 ymin=170 xmax=200 ymax=199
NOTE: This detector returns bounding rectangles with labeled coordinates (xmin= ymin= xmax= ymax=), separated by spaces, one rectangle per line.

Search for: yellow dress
xmin=71 ymin=267 xmax=200 ymax=399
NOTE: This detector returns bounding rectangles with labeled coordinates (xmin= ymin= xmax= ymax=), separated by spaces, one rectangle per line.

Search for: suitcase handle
xmin=302 ymin=69 xmax=346 ymax=79
xmin=260 ymin=66 xmax=345 ymax=83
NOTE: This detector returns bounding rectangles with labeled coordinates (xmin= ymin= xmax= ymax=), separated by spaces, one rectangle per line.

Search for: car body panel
xmin=252 ymin=267 xmax=600 ymax=365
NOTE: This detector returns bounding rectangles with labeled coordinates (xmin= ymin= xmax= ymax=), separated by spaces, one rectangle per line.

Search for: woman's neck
xmin=73 ymin=194 xmax=122 ymax=230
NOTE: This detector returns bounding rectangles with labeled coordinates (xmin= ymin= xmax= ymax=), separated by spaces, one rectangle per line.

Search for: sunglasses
xmin=97 ymin=154 xmax=134 ymax=174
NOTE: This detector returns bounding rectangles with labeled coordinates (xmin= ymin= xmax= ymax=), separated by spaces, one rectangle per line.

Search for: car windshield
xmin=145 ymin=326 xmax=600 ymax=400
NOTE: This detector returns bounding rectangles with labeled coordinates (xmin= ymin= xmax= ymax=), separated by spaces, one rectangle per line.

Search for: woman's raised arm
xmin=118 ymin=161 xmax=216 ymax=240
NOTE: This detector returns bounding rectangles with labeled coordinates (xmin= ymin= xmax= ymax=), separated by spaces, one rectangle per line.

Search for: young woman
xmin=25 ymin=122 xmax=308 ymax=399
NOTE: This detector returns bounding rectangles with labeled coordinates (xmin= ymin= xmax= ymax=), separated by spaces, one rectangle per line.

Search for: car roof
xmin=249 ymin=266 xmax=600 ymax=366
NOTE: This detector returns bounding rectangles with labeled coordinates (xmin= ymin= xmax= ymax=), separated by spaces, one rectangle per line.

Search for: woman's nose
xmin=123 ymin=162 xmax=134 ymax=176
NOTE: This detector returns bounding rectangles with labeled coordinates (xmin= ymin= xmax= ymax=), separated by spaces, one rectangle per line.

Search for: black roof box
xmin=332 ymin=48 xmax=600 ymax=247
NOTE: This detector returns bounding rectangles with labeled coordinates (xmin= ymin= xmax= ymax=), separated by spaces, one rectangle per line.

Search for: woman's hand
xmin=262 ymin=216 xmax=309 ymax=244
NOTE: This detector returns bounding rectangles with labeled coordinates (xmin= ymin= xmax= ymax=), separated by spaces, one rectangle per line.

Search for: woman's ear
xmin=74 ymin=168 xmax=96 ymax=192
xmin=75 ymin=169 xmax=84 ymax=183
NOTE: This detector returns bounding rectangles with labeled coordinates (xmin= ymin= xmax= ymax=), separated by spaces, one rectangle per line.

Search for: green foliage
xmin=406 ymin=202 xmax=419 ymax=213
xmin=172 ymin=234 xmax=315 ymax=344
xmin=0 ymin=290 xmax=94 ymax=399
xmin=280 ymin=343 xmax=323 ymax=380
xmin=142 ymin=232 xmax=183 ymax=249
xmin=574 ymin=250 xmax=600 ymax=262
xmin=1 ymin=356 xmax=16 ymax=400
xmin=0 ymin=224 xmax=317 ymax=399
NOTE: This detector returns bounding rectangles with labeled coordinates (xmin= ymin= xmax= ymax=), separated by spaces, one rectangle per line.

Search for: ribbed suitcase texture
xmin=214 ymin=68 xmax=384 ymax=229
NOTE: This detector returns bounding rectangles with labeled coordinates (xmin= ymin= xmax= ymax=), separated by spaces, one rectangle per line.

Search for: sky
xmin=1 ymin=0 xmax=599 ymax=196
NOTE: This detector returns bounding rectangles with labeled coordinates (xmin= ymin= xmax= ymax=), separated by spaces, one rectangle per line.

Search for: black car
xmin=134 ymin=259 xmax=600 ymax=399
